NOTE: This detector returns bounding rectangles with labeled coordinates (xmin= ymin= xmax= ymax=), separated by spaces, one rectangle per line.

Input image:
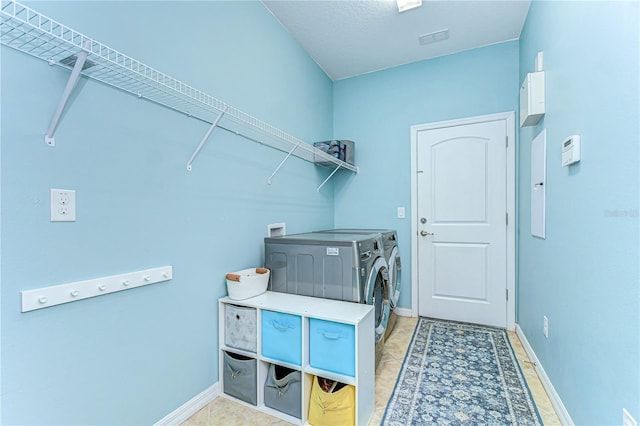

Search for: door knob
xmin=420 ymin=230 xmax=434 ymax=236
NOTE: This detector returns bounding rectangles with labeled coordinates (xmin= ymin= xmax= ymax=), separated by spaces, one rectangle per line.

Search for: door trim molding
xmin=410 ymin=111 xmax=516 ymax=329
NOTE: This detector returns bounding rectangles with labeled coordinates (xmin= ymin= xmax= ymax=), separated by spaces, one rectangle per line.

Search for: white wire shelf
xmin=0 ymin=0 xmax=358 ymax=180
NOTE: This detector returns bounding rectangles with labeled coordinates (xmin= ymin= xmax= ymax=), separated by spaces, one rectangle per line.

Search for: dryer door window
xmin=365 ymin=257 xmax=390 ymax=343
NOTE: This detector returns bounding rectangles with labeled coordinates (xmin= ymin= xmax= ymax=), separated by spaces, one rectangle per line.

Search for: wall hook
xmin=21 ymin=266 xmax=172 ymax=313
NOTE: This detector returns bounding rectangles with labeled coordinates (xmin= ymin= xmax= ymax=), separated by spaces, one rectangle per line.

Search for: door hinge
xmin=506 ymin=289 xmax=509 ymax=301
xmin=506 ymin=212 xmax=509 ymax=226
xmin=506 ymin=136 xmax=508 ymax=148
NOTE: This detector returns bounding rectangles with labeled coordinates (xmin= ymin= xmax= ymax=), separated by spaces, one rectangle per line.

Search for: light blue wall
xmin=0 ymin=2 xmax=334 ymax=424
xmin=518 ymin=1 xmax=639 ymax=424
xmin=3 ymin=2 xmax=638 ymax=425
xmin=332 ymin=41 xmax=519 ymax=309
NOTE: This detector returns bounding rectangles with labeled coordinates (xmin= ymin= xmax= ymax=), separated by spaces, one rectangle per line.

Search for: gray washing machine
xmin=315 ymin=229 xmax=401 ymax=342
xmin=264 ymin=232 xmax=390 ymax=364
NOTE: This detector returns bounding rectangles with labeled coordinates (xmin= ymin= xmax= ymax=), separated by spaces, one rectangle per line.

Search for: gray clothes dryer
xmin=315 ymin=229 xmax=401 ymax=342
xmin=264 ymin=232 xmax=391 ymax=364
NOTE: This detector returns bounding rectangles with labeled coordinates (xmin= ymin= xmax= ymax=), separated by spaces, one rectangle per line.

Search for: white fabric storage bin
xmin=225 ymin=304 xmax=257 ymax=353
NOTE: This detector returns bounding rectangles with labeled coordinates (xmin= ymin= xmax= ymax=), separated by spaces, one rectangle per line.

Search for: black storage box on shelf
xmin=223 ymin=351 xmax=257 ymax=405
xmin=313 ymin=140 xmax=355 ymax=166
xmin=263 ymin=363 xmax=302 ymax=419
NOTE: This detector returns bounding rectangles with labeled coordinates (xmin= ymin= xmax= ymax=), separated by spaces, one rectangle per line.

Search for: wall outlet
xmin=623 ymin=408 xmax=637 ymax=426
xmin=543 ymin=315 xmax=549 ymax=338
xmin=51 ymin=189 xmax=76 ymax=222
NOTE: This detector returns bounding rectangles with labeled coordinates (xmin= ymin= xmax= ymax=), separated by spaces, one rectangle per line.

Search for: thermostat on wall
xmin=562 ymin=135 xmax=580 ymax=167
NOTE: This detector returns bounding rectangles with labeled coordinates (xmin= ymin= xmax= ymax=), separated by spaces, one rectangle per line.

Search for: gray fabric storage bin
xmin=224 ymin=304 xmax=257 ymax=353
xmin=264 ymin=363 xmax=302 ymax=419
xmin=223 ymin=352 xmax=257 ymax=405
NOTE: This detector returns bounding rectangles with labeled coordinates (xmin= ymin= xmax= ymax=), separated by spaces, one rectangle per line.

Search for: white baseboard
xmin=515 ymin=325 xmax=574 ymax=426
xmin=154 ymin=383 xmax=219 ymax=426
xmin=394 ymin=307 xmax=413 ymax=317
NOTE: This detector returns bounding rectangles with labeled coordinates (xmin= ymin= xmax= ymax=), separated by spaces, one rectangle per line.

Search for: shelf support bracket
xmin=44 ymin=39 xmax=92 ymax=147
xmin=186 ymin=106 xmax=228 ymax=171
xmin=316 ymin=164 xmax=342 ymax=192
xmin=267 ymin=143 xmax=300 ymax=185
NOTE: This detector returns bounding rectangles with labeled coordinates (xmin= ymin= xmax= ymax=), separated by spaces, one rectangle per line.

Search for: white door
xmin=416 ymin=119 xmax=507 ymax=327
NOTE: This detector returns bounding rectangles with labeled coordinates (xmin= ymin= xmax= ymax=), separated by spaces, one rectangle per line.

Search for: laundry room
xmin=1 ymin=1 xmax=638 ymax=425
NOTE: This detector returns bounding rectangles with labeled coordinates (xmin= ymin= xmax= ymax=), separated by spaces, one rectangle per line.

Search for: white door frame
xmin=410 ymin=111 xmax=516 ymax=330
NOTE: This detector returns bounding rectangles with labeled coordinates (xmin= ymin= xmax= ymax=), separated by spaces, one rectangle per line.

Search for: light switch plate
xmin=397 ymin=207 xmax=405 ymax=219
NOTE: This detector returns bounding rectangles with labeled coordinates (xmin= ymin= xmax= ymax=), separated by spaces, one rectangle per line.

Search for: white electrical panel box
xmin=520 ymin=71 xmax=546 ymax=127
xmin=562 ymin=135 xmax=581 ymax=167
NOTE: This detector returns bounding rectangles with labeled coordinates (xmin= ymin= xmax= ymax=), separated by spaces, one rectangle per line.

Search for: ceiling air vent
xmin=419 ymin=29 xmax=449 ymax=46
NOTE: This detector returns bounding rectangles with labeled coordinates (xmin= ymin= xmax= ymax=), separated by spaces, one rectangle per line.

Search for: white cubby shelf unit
xmin=0 ymin=0 xmax=357 ymax=189
xmin=218 ymin=291 xmax=375 ymax=425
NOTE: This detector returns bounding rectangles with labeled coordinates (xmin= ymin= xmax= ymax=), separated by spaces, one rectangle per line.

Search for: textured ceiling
xmin=263 ymin=0 xmax=531 ymax=80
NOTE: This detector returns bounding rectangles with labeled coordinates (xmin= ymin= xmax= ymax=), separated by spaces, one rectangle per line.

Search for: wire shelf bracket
xmin=267 ymin=142 xmax=300 ymax=185
xmin=0 ymin=0 xmax=358 ymax=186
xmin=186 ymin=106 xmax=227 ymax=172
xmin=44 ymin=39 xmax=92 ymax=146
xmin=316 ymin=163 xmax=342 ymax=192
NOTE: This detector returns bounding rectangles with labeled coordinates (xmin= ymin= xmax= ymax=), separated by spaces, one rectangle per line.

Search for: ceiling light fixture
xmin=396 ymin=0 xmax=422 ymax=13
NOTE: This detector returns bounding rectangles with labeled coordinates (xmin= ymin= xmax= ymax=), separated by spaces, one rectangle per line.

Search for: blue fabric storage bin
xmin=309 ymin=319 xmax=355 ymax=377
xmin=261 ymin=310 xmax=302 ymax=366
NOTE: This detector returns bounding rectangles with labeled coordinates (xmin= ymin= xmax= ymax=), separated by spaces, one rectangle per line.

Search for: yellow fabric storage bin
xmin=308 ymin=376 xmax=355 ymax=426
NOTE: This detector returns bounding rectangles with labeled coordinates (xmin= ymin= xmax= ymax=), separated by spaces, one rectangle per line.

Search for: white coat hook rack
xmin=20 ymin=266 xmax=172 ymax=312
xmin=44 ymin=39 xmax=93 ymax=146
xmin=186 ymin=106 xmax=228 ymax=171
xmin=267 ymin=142 xmax=300 ymax=185
xmin=316 ymin=164 xmax=342 ymax=192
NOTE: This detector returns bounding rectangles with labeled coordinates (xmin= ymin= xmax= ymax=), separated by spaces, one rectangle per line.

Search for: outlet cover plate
xmin=51 ymin=188 xmax=76 ymax=222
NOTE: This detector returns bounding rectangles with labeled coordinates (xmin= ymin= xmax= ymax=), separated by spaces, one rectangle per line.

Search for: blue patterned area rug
xmin=382 ymin=317 xmax=542 ymax=425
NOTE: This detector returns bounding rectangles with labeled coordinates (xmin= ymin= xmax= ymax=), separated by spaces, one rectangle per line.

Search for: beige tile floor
xmin=183 ymin=316 xmax=561 ymax=425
